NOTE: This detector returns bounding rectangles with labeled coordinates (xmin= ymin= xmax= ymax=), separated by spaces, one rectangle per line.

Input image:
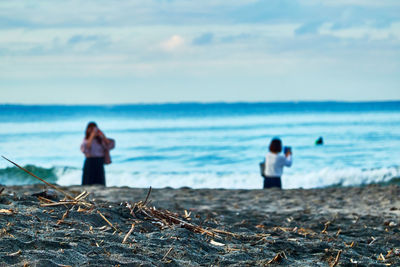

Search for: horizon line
xmin=1 ymin=100 xmax=400 ymax=107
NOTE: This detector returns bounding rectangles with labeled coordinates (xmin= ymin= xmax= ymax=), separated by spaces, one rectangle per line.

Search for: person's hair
xmin=269 ymin=138 xmax=282 ymax=153
xmin=85 ymin=122 xmax=97 ymax=140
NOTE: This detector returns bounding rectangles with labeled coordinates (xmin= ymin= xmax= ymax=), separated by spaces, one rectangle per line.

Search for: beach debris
xmin=128 ymin=202 xmax=219 ymax=237
xmin=2 ymin=156 xmax=75 ymax=200
xmin=335 ymin=229 xmax=341 ymax=237
xmin=297 ymin=227 xmax=317 ymax=237
xmin=97 ymin=210 xmax=118 ymax=232
xmin=273 ymin=226 xmax=291 ymax=233
xmin=56 ymin=208 xmax=71 ymax=225
xmin=184 ymin=210 xmax=191 ymax=220
xmin=31 ymin=190 xmax=58 ymax=201
xmin=1 ymin=157 xmax=124 ymax=242
xmin=0 ymin=208 xmax=15 ymax=215
xmin=77 ymin=206 xmax=90 ymax=213
xmin=368 ymin=236 xmax=377 ymax=246
xmin=8 ymin=250 xmax=22 ymax=257
xmin=210 ymin=240 xmax=225 ymax=247
xmin=37 ymin=196 xmax=56 ymax=204
xmin=329 ymin=250 xmax=342 ymax=267
xmin=162 ymin=247 xmax=174 ymax=261
xmin=122 ymin=223 xmax=135 ymax=244
xmin=124 ymin=187 xmax=242 ymax=239
xmin=385 ymin=249 xmax=394 ymax=259
xmin=143 ymin=186 xmax=152 ymax=205
xmin=384 ymin=221 xmax=397 ymax=227
xmin=321 ymin=221 xmax=330 ymax=234
xmin=0 ymin=187 xmax=4 ymax=195
xmin=271 ymin=226 xmax=316 ymax=237
xmin=250 ymin=235 xmax=272 ymax=246
xmin=378 ymin=253 xmax=386 ymax=261
xmin=266 ymin=251 xmax=287 ymax=265
xmin=393 ymin=248 xmax=400 ymax=256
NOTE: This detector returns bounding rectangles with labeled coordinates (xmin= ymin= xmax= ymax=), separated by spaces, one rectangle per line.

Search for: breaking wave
xmin=1 ymin=164 xmax=399 ymax=189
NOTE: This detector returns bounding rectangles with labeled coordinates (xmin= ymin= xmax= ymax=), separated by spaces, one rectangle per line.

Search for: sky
xmin=1 ymin=0 xmax=400 ymax=104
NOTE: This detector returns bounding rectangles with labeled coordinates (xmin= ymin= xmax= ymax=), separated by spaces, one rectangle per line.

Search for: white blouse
xmin=263 ymin=152 xmax=292 ymax=177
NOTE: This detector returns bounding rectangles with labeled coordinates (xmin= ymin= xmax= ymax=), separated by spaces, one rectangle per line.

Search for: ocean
xmin=0 ymin=102 xmax=399 ymax=189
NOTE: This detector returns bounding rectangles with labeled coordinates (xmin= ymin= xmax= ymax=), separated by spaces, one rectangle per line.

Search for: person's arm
xmin=98 ymin=129 xmax=115 ymax=150
xmin=284 ymin=153 xmax=292 ymax=167
xmin=86 ymin=128 xmax=97 ymax=149
xmin=80 ymin=139 xmax=90 ymax=156
xmin=81 ymin=128 xmax=97 ymax=156
xmin=263 ymin=155 xmax=269 ymax=176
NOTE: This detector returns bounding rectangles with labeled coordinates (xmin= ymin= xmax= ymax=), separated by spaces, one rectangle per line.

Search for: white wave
xmin=283 ymin=166 xmax=400 ymax=189
xmin=54 ymin=165 xmax=400 ymax=189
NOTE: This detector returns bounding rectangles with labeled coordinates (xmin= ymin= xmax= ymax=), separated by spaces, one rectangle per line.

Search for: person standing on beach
xmin=80 ymin=122 xmax=115 ymax=186
xmin=262 ymin=138 xmax=292 ymax=189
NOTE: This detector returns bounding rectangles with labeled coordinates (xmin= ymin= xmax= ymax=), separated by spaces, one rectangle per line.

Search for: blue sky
xmin=1 ymin=0 xmax=399 ymax=104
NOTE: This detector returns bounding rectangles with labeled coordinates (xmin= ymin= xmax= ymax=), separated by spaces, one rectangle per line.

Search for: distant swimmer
xmin=315 ymin=136 xmax=324 ymax=145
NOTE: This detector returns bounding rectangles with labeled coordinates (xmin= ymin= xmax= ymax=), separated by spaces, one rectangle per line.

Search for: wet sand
xmin=0 ymin=184 xmax=399 ymax=266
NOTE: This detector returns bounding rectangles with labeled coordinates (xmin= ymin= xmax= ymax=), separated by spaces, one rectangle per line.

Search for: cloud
xmin=220 ymin=33 xmax=253 ymax=43
xmin=160 ymin=35 xmax=185 ymax=51
xmin=68 ymin=34 xmax=105 ymax=44
xmin=192 ymin=33 xmax=214 ymax=45
xmin=302 ymin=0 xmax=400 ymax=8
xmin=0 ymin=0 xmax=398 ymax=31
xmin=295 ymin=21 xmax=323 ymax=35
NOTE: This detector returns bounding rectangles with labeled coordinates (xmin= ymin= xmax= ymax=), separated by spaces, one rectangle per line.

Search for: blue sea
xmin=0 ymin=102 xmax=399 ymax=189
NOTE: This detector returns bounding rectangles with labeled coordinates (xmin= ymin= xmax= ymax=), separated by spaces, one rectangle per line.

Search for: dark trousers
xmin=82 ymin=157 xmax=105 ymax=186
xmin=263 ymin=176 xmax=282 ymax=189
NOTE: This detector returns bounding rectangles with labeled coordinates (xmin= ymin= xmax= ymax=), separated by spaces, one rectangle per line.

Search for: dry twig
xmin=162 ymin=247 xmax=174 ymax=261
xmin=330 ymin=250 xmax=342 ymax=267
xmin=57 ymin=209 xmax=70 ymax=225
xmin=122 ymin=223 xmax=135 ymax=244
xmin=266 ymin=251 xmax=287 ymax=265
xmin=321 ymin=221 xmax=331 ymax=234
xmin=8 ymin=250 xmax=22 ymax=257
xmin=97 ymin=210 xmax=118 ymax=232
xmin=143 ymin=186 xmax=152 ymax=205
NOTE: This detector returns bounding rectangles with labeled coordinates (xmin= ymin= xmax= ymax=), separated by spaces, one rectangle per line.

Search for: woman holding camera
xmin=80 ymin=122 xmax=115 ymax=186
xmin=263 ymin=138 xmax=292 ymax=189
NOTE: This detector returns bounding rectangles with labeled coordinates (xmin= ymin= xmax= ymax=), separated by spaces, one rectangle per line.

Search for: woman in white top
xmin=81 ymin=122 xmax=115 ymax=186
xmin=263 ymin=138 xmax=292 ymax=189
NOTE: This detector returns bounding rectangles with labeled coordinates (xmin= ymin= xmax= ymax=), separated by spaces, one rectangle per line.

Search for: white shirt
xmin=263 ymin=152 xmax=292 ymax=177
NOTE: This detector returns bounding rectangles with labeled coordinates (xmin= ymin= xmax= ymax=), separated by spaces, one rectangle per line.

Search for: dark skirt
xmin=82 ymin=157 xmax=105 ymax=186
xmin=263 ymin=176 xmax=282 ymax=189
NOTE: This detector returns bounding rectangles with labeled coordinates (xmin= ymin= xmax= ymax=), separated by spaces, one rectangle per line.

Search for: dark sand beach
xmin=0 ymin=184 xmax=399 ymax=266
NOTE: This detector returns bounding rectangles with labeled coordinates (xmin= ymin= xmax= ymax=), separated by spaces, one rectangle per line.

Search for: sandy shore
xmin=0 ymin=184 xmax=399 ymax=266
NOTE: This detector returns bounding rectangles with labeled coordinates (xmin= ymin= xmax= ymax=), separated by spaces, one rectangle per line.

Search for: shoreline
xmin=0 ymin=184 xmax=399 ymax=266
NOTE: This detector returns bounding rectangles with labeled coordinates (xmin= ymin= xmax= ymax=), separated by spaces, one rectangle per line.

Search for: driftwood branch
xmin=2 ymin=156 xmax=75 ymax=200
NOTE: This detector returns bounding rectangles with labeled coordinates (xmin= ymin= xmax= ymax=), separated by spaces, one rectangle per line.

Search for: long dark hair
xmin=269 ymin=138 xmax=282 ymax=153
xmin=85 ymin=122 xmax=102 ymax=143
